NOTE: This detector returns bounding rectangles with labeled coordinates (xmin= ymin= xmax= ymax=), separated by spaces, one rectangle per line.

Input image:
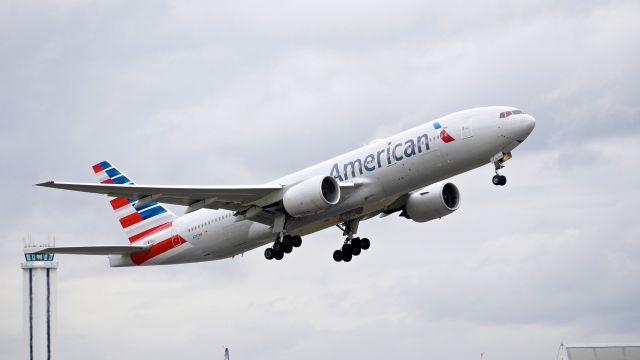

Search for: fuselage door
xmin=461 ymin=118 xmax=473 ymax=139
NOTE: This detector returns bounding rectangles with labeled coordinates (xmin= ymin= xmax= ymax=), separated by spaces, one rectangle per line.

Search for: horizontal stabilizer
xmin=26 ymin=245 xmax=151 ymax=256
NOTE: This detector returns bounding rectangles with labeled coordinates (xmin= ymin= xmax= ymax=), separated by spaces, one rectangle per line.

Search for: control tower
xmin=22 ymin=249 xmax=58 ymax=360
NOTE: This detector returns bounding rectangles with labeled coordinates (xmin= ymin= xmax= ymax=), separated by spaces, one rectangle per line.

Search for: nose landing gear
xmin=492 ymin=154 xmax=509 ymax=186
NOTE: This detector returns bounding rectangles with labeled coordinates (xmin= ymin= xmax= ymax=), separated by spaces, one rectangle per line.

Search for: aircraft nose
xmin=515 ymin=114 xmax=536 ymax=141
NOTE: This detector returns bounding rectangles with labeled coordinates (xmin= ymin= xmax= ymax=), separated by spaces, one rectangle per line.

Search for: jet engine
xmin=282 ymin=176 xmax=341 ymax=217
xmin=404 ymin=182 xmax=460 ymax=223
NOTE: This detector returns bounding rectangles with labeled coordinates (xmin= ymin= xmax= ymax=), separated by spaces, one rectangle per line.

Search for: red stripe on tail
xmin=119 ymin=212 xmax=144 ymax=228
xmin=128 ymin=221 xmax=173 ymax=243
xmin=110 ymin=197 xmax=131 ymax=210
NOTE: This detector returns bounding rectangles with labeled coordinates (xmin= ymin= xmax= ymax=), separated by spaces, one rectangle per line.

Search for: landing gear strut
xmin=264 ymin=234 xmax=302 ymax=261
xmin=333 ymin=219 xmax=370 ymax=263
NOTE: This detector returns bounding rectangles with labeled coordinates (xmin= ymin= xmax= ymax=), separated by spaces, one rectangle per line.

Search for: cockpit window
xmin=500 ymin=109 xmax=524 ymax=118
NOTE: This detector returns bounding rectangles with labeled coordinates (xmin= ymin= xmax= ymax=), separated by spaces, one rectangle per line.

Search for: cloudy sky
xmin=1 ymin=0 xmax=639 ymax=359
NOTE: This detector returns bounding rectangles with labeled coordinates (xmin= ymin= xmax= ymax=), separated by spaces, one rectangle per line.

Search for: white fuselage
xmin=115 ymin=106 xmax=535 ymax=266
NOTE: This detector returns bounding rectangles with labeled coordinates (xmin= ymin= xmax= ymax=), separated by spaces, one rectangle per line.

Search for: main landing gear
xmin=264 ymin=234 xmax=302 ymax=261
xmin=332 ymin=237 xmax=370 ymax=263
xmin=333 ymin=220 xmax=370 ymax=263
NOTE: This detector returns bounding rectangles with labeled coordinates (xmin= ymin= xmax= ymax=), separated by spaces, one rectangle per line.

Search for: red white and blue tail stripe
xmin=92 ymin=161 xmax=176 ymax=244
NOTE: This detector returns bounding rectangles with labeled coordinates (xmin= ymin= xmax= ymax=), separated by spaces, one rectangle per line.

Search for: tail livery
xmin=92 ymin=161 xmax=175 ymax=244
xmin=29 ymin=161 xmax=190 ymax=267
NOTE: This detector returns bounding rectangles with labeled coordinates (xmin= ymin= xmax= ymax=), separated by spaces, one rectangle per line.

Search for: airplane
xmin=33 ymin=106 xmax=535 ymax=266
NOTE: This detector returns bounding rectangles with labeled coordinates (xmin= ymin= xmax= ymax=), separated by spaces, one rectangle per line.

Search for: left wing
xmin=36 ymin=181 xmax=284 ymax=213
xmin=36 ymin=181 xmax=358 ymax=225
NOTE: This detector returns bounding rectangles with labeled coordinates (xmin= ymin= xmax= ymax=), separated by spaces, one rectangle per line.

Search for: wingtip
xmin=35 ymin=181 xmax=55 ymax=187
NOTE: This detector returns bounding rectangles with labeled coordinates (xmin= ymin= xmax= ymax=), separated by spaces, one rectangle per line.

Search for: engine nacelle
xmin=283 ymin=176 xmax=341 ymax=217
xmin=404 ymin=182 xmax=460 ymax=223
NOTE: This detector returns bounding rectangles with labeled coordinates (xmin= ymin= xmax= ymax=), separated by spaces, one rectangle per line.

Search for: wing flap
xmin=26 ymin=245 xmax=151 ymax=255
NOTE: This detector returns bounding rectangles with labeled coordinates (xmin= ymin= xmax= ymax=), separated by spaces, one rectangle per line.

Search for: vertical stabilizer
xmin=92 ymin=161 xmax=176 ymax=244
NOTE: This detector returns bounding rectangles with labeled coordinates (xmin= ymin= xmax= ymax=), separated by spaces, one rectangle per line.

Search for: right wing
xmin=26 ymin=245 xmax=152 ymax=255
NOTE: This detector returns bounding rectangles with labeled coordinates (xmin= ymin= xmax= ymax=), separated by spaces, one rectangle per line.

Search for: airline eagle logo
xmin=433 ymin=121 xmax=455 ymax=143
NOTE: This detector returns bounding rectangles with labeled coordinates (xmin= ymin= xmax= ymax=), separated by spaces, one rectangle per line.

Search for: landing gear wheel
xmin=351 ymin=238 xmax=361 ymax=249
xmin=492 ymin=175 xmax=501 ymax=185
xmin=351 ymin=244 xmax=361 ymax=256
xmin=492 ymin=174 xmax=507 ymax=186
xmin=282 ymin=235 xmax=292 ymax=246
xmin=283 ymin=243 xmax=293 ymax=254
xmin=360 ymin=238 xmax=370 ymax=250
xmin=291 ymin=236 xmax=302 ymax=248
xmin=341 ymin=243 xmax=352 ymax=254
xmin=264 ymin=248 xmax=275 ymax=260
xmin=342 ymin=251 xmax=352 ymax=262
xmin=333 ymin=250 xmax=343 ymax=262
xmin=273 ymin=242 xmax=283 ymax=252
xmin=274 ymin=250 xmax=284 ymax=260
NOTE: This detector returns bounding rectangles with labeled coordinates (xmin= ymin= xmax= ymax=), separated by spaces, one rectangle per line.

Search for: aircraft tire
xmin=274 ymin=250 xmax=284 ymax=260
xmin=291 ymin=236 xmax=302 ymax=247
xmin=341 ymin=243 xmax=352 ymax=254
xmin=499 ymin=175 xmax=507 ymax=186
xmin=361 ymin=238 xmax=370 ymax=250
xmin=283 ymin=243 xmax=293 ymax=254
xmin=351 ymin=238 xmax=361 ymax=249
xmin=342 ymin=251 xmax=352 ymax=262
xmin=351 ymin=246 xmax=361 ymax=256
xmin=333 ymin=250 xmax=343 ymax=262
xmin=264 ymin=248 xmax=275 ymax=260
xmin=492 ymin=175 xmax=501 ymax=186
xmin=273 ymin=242 xmax=283 ymax=252
xmin=282 ymin=235 xmax=292 ymax=246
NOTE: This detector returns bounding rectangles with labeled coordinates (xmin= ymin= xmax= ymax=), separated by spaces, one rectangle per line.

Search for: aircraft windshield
xmin=499 ymin=110 xmax=524 ymax=118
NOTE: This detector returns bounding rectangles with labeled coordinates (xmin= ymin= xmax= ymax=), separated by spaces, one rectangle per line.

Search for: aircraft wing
xmin=36 ymin=181 xmax=284 ymax=212
xmin=36 ymin=180 xmax=359 ymax=225
xmin=26 ymin=245 xmax=151 ymax=255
